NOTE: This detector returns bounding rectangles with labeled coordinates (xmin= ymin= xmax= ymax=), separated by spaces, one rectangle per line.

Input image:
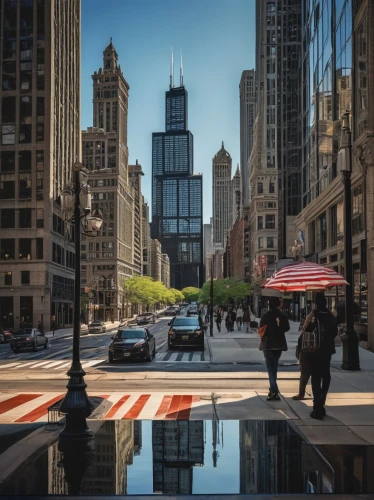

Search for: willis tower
xmin=151 ymin=53 xmax=203 ymax=290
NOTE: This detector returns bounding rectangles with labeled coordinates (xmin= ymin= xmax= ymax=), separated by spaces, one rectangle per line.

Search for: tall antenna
xmin=180 ymin=48 xmax=183 ymax=86
xmin=170 ymin=47 xmax=173 ymax=89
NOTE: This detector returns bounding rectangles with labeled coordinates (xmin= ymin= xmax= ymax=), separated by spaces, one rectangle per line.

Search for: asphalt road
xmin=0 ymin=318 xmax=170 ymax=359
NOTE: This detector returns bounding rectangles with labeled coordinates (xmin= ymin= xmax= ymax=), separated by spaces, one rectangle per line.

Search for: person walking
xmin=259 ymin=297 xmax=290 ymax=401
xmin=225 ymin=306 xmax=236 ymax=332
xmin=242 ymin=307 xmax=251 ymax=333
xmin=301 ymin=292 xmax=337 ymax=419
xmin=216 ymin=307 xmax=222 ymax=333
xmin=292 ymin=332 xmax=311 ymax=400
xmin=236 ymin=306 xmax=243 ymax=330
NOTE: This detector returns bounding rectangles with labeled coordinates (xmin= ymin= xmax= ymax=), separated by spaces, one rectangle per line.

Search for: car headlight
xmin=134 ymin=340 xmax=145 ymax=347
xmin=195 ymin=330 xmax=202 ymax=335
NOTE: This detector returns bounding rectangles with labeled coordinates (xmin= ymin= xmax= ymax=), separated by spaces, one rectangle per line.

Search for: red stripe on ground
xmin=98 ymin=395 xmax=109 ymax=399
xmin=105 ymin=395 xmax=130 ymax=419
xmin=0 ymin=394 xmax=42 ymax=415
xmin=155 ymin=396 xmax=173 ymax=418
xmin=176 ymin=395 xmax=193 ymax=420
xmin=15 ymin=394 xmax=64 ymax=423
xmin=122 ymin=395 xmax=151 ymax=419
xmin=165 ymin=395 xmax=182 ymax=420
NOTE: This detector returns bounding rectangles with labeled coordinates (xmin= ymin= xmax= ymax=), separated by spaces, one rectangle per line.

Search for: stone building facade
xmin=81 ymin=41 xmax=138 ymax=322
xmin=0 ymin=0 xmax=80 ymax=330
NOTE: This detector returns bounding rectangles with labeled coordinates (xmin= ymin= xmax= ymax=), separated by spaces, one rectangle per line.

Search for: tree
xmin=199 ymin=279 xmax=250 ymax=306
xmin=181 ymin=286 xmax=200 ymax=303
xmin=123 ymin=276 xmax=173 ymax=309
xmin=168 ymin=288 xmax=184 ymax=304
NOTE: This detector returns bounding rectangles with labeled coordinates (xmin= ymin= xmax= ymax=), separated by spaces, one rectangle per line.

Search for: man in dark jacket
xmin=259 ymin=297 xmax=290 ymax=401
xmin=303 ymin=292 xmax=338 ymax=419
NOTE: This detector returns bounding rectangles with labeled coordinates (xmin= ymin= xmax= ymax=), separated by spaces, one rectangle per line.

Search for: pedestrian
xmin=52 ymin=320 xmax=56 ymax=337
xmin=38 ymin=320 xmax=43 ymax=333
xmin=225 ymin=306 xmax=236 ymax=332
xmin=259 ymin=297 xmax=290 ymax=401
xmin=301 ymin=292 xmax=338 ymax=419
xmin=216 ymin=308 xmax=222 ymax=332
xmin=292 ymin=332 xmax=311 ymax=400
xmin=242 ymin=307 xmax=250 ymax=333
xmin=236 ymin=305 xmax=243 ymax=330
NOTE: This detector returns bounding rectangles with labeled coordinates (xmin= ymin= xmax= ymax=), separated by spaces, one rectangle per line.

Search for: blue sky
xmin=81 ymin=0 xmax=256 ymax=223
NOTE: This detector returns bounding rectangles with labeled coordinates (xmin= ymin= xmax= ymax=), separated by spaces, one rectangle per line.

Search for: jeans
xmin=308 ymin=352 xmax=332 ymax=412
xmin=263 ymin=350 xmax=282 ymax=394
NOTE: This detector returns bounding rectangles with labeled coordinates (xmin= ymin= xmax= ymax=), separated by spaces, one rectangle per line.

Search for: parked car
xmin=108 ymin=327 xmax=156 ymax=363
xmin=187 ymin=307 xmax=199 ymax=317
xmin=10 ymin=328 xmax=48 ymax=353
xmin=0 ymin=328 xmax=13 ymax=344
xmin=164 ymin=306 xmax=179 ymax=317
xmin=136 ymin=312 xmax=156 ymax=325
xmin=168 ymin=316 xmax=206 ymax=350
xmin=88 ymin=321 xmax=106 ymax=334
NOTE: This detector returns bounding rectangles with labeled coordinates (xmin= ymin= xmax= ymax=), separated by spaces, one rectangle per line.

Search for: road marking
xmin=155 ymin=351 xmax=209 ymax=362
xmin=0 ymin=392 xmax=241 ymax=423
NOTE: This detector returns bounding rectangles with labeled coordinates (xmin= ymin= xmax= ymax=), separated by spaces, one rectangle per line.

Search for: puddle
xmin=0 ymin=419 xmax=373 ymax=495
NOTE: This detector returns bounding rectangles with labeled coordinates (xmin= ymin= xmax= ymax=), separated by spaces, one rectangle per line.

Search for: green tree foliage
xmin=181 ymin=286 xmax=200 ymax=303
xmin=124 ymin=276 xmax=183 ymax=307
xmin=199 ymin=279 xmax=250 ymax=306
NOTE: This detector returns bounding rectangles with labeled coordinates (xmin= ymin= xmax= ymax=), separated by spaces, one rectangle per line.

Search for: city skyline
xmin=81 ymin=0 xmax=256 ymax=224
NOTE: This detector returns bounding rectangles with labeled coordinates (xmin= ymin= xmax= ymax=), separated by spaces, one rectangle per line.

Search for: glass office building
xmin=152 ymin=85 xmax=203 ymax=289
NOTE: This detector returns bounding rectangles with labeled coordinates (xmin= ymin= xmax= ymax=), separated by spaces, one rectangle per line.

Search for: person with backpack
xmin=225 ymin=306 xmax=236 ymax=332
xmin=259 ymin=297 xmax=290 ymax=401
xmin=301 ymin=292 xmax=338 ymax=419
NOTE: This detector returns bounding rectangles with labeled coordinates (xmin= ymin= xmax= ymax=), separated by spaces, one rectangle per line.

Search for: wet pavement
xmin=0 ymin=419 xmax=373 ymax=497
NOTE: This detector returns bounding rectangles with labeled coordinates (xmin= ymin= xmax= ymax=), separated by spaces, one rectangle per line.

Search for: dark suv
xmin=168 ymin=316 xmax=206 ymax=350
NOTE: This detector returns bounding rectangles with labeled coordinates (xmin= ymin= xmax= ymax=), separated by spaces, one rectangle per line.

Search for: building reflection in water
xmin=152 ymin=421 xmax=204 ymax=494
xmin=239 ymin=420 xmax=374 ymax=495
xmin=0 ymin=420 xmax=373 ymax=496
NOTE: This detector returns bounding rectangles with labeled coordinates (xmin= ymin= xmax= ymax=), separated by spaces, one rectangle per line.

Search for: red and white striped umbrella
xmin=262 ymin=261 xmax=348 ymax=292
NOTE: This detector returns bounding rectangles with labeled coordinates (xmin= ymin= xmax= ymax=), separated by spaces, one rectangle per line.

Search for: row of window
xmin=0 ymin=238 xmax=43 ymax=261
xmin=1 ymin=150 xmax=44 ymax=173
xmin=0 ymin=208 xmax=43 ymax=229
xmin=258 ymin=237 xmax=276 ymax=250
xmin=257 ymin=215 xmax=276 ymax=230
xmin=3 ymin=271 xmax=31 ymax=286
xmin=0 ymin=172 xmax=43 ymax=200
xmin=257 ymin=181 xmax=275 ymax=194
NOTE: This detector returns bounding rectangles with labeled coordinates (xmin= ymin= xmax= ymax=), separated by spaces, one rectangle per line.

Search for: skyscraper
xmin=81 ymin=41 xmax=137 ymax=322
xmin=239 ymin=69 xmax=256 ymax=207
xmin=212 ymin=142 xmax=232 ymax=250
xmin=232 ymin=164 xmax=242 ymax=224
xmin=0 ymin=0 xmax=80 ymax=330
xmin=151 ymin=57 xmax=203 ymax=289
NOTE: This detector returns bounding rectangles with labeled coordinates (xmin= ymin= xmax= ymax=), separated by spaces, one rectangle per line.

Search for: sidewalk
xmin=205 ymin=318 xmax=374 ymax=372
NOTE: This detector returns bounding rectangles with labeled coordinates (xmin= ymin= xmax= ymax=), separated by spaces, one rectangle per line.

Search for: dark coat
xmin=226 ymin=310 xmax=236 ymax=324
xmin=304 ymin=308 xmax=338 ymax=355
xmin=259 ymin=308 xmax=290 ymax=351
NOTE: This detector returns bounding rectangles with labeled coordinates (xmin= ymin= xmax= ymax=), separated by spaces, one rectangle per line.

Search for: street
xmin=0 ymin=318 xmax=210 ymax=374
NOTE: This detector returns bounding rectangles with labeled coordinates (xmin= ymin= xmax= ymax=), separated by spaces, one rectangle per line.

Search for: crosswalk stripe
xmin=81 ymin=359 xmax=105 ymax=368
xmin=0 ymin=392 xmax=226 ymax=423
xmin=41 ymin=361 xmax=67 ymax=369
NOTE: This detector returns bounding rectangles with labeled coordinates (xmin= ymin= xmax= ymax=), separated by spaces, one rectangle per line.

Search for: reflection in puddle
xmin=0 ymin=419 xmax=373 ymax=495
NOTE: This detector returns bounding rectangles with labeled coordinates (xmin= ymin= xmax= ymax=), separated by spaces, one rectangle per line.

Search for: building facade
xmin=151 ymin=74 xmax=203 ymax=290
xmin=239 ymin=69 xmax=256 ymax=207
xmin=294 ymin=0 xmax=373 ymax=346
xmin=212 ymin=142 xmax=232 ymax=250
xmin=0 ymin=0 xmax=80 ymax=330
xmin=232 ymin=164 xmax=242 ymax=224
xmin=81 ymin=41 xmax=137 ymax=322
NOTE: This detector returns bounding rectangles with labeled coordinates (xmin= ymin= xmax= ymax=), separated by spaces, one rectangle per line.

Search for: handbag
xmin=258 ymin=324 xmax=267 ymax=339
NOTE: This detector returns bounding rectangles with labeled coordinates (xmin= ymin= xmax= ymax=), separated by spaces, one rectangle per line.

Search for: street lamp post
xmin=59 ymin=163 xmax=103 ymax=438
xmin=337 ymin=112 xmax=360 ymax=371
